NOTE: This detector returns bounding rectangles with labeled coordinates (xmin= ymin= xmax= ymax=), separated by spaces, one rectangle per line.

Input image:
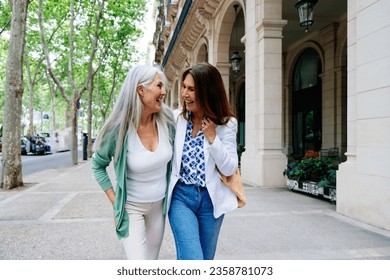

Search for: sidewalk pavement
xmin=1 ymin=160 xmax=390 ymax=260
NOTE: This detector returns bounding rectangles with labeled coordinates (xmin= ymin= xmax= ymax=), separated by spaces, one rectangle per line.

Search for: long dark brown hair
xmin=180 ymin=62 xmax=236 ymax=125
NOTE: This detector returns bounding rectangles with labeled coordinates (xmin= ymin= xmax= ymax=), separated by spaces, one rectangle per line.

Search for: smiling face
xmin=138 ymin=73 xmax=166 ymax=114
xmin=181 ymin=73 xmax=204 ymax=116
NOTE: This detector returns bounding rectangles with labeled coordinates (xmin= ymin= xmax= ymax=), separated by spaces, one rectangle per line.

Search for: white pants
xmin=121 ymin=199 xmax=165 ymax=260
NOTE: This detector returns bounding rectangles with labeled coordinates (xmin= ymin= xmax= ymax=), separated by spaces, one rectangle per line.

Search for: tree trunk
xmin=25 ymin=56 xmax=35 ymax=136
xmin=87 ymin=77 xmax=93 ymax=158
xmin=47 ymin=71 xmax=57 ymax=131
xmin=1 ymin=0 xmax=29 ymax=189
xmin=39 ymin=0 xmax=104 ymax=165
xmin=71 ymin=100 xmax=78 ymax=165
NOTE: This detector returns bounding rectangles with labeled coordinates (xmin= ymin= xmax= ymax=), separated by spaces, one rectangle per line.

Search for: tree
xmin=39 ymin=0 xmax=104 ymax=165
xmin=37 ymin=0 xmax=147 ymax=162
xmin=0 ymin=0 xmax=11 ymax=36
xmin=24 ymin=1 xmax=67 ymax=136
xmin=0 ymin=0 xmax=12 ymax=121
xmin=86 ymin=0 xmax=146 ymax=157
xmin=0 ymin=0 xmax=148 ymax=172
xmin=25 ymin=54 xmax=44 ymax=136
xmin=1 ymin=0 xmax=29 ymax=189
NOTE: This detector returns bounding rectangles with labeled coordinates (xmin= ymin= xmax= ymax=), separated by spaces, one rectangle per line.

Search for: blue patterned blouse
xmin=179 ymin=113 xmax=206 ymax=187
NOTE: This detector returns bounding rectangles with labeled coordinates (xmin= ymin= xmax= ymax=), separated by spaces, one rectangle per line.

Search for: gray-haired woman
xmin=92 ymin=64 xmax=175 ymax=260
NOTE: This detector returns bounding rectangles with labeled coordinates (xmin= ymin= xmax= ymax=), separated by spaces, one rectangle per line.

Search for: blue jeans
xmin=168 ymin=182 xmax=224 ymax=260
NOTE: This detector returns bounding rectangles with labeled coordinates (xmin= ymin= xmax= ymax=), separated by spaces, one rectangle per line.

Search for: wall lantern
xmin=231 ymin=51 xmax=242 ymax=76
xmin=230 ymin=4 xmax=242 ymax=76
xmin=295 ymin=0 xmax=318 ymax=32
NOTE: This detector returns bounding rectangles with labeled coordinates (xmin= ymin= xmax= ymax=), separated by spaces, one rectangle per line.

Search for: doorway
xmin=292 ymin=48 xmax=322 ymax=157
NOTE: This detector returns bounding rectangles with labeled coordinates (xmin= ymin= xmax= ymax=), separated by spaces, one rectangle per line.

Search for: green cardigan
xmin=92 ymin=124 xmax=175 ymax=239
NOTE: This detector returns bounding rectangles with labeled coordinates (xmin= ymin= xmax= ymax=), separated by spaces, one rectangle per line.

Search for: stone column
xmin=321 ymin=24 xmax=338 ymax=149
xmin=337 ymin=0 xmax=390 ymax=231
xmin=216 ymin=62 xmax=232 ymax=102
xmin=241 ymin=0 xmax=287 ymax=187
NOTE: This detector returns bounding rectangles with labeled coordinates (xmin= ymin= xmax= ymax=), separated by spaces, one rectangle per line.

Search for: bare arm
xmin=105 ymin=187 xmax=116 ymax=226
xmin=105 ymin=187 xmax=116 ymax=206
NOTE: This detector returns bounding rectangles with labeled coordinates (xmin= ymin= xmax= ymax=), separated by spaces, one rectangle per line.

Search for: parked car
xmin=32 ymin=138 xmax=51 ymax=155
xmin=21 ymin=136 xmax=51 ymax=155
xmin=21 ymin=137 xmax=28 ymax=155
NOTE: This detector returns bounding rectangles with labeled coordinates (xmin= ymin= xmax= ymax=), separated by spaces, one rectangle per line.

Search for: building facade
xmin=153 ymin=0 xmax=390 ymax=231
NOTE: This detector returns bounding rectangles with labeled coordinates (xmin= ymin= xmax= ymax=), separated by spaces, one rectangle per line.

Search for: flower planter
xmin=286 ymin=179 xmax=336 ymax=203
xmin=302 ymin=181 xmax=323 ymax=196
xmin=323 ymin=186 xmax=336 ymax=203
xmin=284 ymin=157 xmax=338 ymax=203
xmin=286 ymin=178 xmax=301 ymax=190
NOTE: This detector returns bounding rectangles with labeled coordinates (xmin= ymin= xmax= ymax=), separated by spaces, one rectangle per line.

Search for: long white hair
xmin=94 ymin=64 xmax=174 ymax=161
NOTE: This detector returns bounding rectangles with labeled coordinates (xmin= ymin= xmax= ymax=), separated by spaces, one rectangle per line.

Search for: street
xmin=0 ymin=149 xmax=85 ymax=177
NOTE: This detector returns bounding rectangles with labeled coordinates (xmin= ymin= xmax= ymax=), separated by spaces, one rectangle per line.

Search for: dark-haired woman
xmin=167 ymin=62 xmax=239 ymax=260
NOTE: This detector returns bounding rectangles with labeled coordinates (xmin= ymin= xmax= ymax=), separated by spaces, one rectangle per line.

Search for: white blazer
xmin=167 ymin=114 xmax=239 ymax=218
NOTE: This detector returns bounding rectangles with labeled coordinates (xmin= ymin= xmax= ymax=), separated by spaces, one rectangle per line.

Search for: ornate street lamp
xmin=230 ymin=5 xmax=242 ymax=76
xmin=295 ymin=0 xmax=318 ymax=32
xmin=231 ymin=51 xmax=242 ymax=76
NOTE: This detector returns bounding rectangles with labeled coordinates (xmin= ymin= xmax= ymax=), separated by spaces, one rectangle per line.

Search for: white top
xmin=126 ymin=120 xmax=172 ymax=202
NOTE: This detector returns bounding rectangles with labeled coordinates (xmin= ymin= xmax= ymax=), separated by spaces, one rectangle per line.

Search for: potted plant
xmin=283 ymin=157 xmax=338 ymax=201
xmin=317 ymin=168 xmax=336 ymax=187
xmin=284 ymin=160 xmax=302 ymax=177
xmin=283 ymin=160 xmax=305 ymax=190
xmin=284 ymin=157 xmax=336 ymax=181
xmin=317 ymin=168 xmax=337 ymax=202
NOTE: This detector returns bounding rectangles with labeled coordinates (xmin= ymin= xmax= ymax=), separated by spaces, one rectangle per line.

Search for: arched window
xmin=293 ymin=48 xmax=319 ymax=91
xmin=197 ymin=44 xmax=208 ymax=63
xmin=292 ymin=48 xmax=322 ymax=157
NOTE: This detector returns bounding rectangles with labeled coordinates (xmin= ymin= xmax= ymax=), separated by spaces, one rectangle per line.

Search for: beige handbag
xmin=218 ymin=168 xmax=246 ymax=208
